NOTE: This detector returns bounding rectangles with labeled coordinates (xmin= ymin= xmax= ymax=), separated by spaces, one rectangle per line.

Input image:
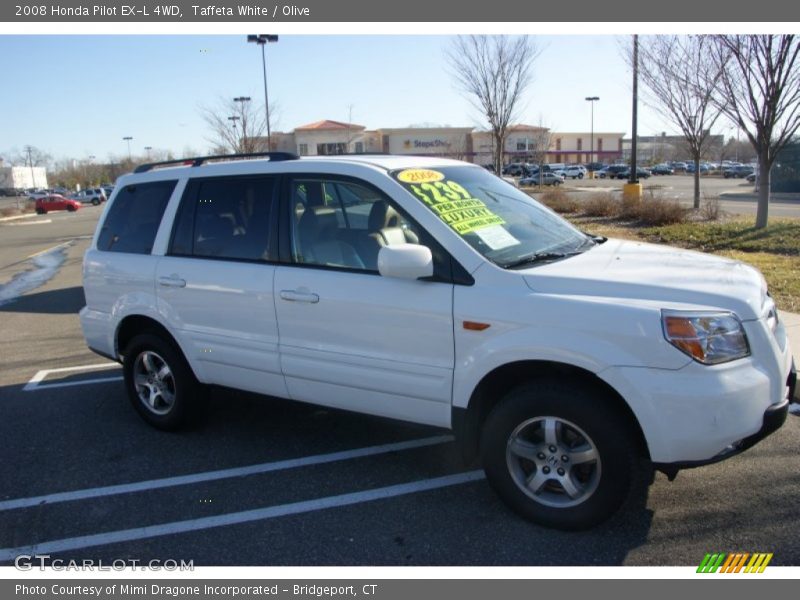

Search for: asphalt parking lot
xmin=0 ymin=205 xmax=799 ymax=567
xmin=549 ymin=174 xmax=800 ymax=218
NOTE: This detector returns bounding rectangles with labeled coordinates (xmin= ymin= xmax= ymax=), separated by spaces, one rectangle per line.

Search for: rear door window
xmin=96 ymin=180 xmax=177 ymax=254
xmin=169 ymin=176 xmax=276 ymax=262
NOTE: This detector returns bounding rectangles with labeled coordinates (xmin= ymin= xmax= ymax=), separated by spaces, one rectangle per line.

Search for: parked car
xmin=724 ymin=165 xmax=755 ymax=179
xmin=596 ymin=164 xmax=628 ymax=179
xmin=616 ymin=167 xmax=652 ymax=180
xmin=519 ymin=172 xmax=565 ymax=186
xmin=71 ymin=188 xmax=107 ymax=205
xmin=650 ymin=164 xmax=675 ymax=176
xmin=746 ymin=172 xmax=758 ymax=183
xmin=561 ymin=166 xmax=587 ymax=179
xmin=685 ymin=162 xmax=710 ymax=174
xmin=34 ymin=194 xmax=81 ymax=214
xmin=502 ymin=163 xmax=527 ymax=177
xmin=670 ymin=162 xmax=688 ymax=172
xmin=80 ymin=152 xmax=795 ymax=531
xmin=27 ymin=191 xmax=51 ymax=201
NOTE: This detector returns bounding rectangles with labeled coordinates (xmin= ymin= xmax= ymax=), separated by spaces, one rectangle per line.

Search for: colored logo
xmin=697 ymin=552 xmax=773 ymax=573
xmin=396 ymin=169 xmax=445 ymax=184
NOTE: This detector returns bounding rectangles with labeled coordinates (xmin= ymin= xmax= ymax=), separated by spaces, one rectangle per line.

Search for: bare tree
xmin=201 ymin=97 xmax=266 ymax=154
xmin=711 ymin=35 xmax=800 ymax=228
xmin=634 ymin=35 xmax=722 ymax=209
xmin=527 ymin=122 xmax=554 ymax=169
xmin=14 ymin=145 xmax=52 ymax=169
xmin=447 ymin=35 xmax=540 ymax=174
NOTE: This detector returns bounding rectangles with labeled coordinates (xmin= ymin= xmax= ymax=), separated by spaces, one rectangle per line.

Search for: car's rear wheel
xmin=123 ymin=332 xmax=201 ymax=430
xmin=480 ymin=379 xmax=642 ymax=530
xmin=92 ymin=198 xmax=100 ymax=206
xmin=36 ymin=208 xmax=46 ymax=214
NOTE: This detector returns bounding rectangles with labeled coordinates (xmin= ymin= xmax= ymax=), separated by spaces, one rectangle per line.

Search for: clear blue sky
xmin=0 ymin=35 xmax=729 ymax=163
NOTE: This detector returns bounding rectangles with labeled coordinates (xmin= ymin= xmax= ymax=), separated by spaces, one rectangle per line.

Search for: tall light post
xmin=624 ymin=34 xmax=643 ymax=202
xmin=585 ymin=96 xmax=599 ymax=175
xmin=144 ymin=146 xmax=153 ymax=159
xmin=233 ymin=96 xmax=251 ymax=151
xmin=122 ymin=136 xmax=133 ymax=161
xmin=228 ymin=115 xmax=241 ymax=152
xmin=247 ymin=34 xmax=278 ymax=151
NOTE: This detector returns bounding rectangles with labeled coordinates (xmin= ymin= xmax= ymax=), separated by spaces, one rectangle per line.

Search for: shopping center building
xmin=256 ymin=120 xmax=625 ymax=165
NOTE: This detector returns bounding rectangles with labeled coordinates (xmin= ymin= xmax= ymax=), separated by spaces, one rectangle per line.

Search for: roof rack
xmin=133 ymin=151 xmax=299 ymax=174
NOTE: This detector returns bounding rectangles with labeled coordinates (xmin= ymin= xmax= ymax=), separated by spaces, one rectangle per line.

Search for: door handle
xmin=280 ymin=289 xmax=320 ymax=303
xmin=158 ymin=275 xmax=186 ymax=288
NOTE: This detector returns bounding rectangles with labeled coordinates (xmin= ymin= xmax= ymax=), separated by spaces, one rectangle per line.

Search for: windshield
xmin=392 ymin=165 xmax=592 ymax=268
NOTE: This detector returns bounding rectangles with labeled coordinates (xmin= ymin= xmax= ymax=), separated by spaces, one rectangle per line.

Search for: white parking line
xmin=0 ymin=435 xmax=454 ymax=511
xmin=6 ymin=219 xmax=52 ymax=226
xmin=23 ymin=362 xmax=121 ymax=392
xmin=0 ymin=470 xmax=484 ymax=560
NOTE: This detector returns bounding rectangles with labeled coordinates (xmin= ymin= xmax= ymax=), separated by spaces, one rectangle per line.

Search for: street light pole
xmin=629 ymin=35 xmax=639 ymax=185
xmin=624 ymin=34 xmax=643 ymax=202
xmin=122 ymin=136 xmax=133 ymax=161
xmin=144 ymin=146 xmax=153 ymax=159
xmin=228 ymin=116 xmax=241 ymax=152
xmin=247 ymin=35 xmax=278 ymax=151
xmin=233 ymin=96 xmax=252 ymax=151
xmin=585 ymin=96 xmax=599 ymax=175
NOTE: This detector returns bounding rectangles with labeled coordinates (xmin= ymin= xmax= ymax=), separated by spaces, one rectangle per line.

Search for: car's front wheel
xmin=92 ymin=198 xmax=100 ymax=206
xmin=480 ymin=379 xmax=642 ymax=530
xmin=123 ymin=332 xmax=201 ymax=430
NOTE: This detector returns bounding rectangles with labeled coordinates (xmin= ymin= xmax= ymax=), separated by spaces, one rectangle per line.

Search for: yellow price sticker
xmin=396 ymin=169 xmax=445 ymax=184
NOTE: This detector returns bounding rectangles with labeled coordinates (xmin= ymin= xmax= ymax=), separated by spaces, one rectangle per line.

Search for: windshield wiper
xmin=501 ymin=251 xmax=575 ymax=269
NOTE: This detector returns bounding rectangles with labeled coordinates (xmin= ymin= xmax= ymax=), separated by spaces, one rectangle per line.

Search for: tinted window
xmin=170 ymin=176 xmax=275 ymax=262
xmin=97 ymin=180 xmax=176 ymax=254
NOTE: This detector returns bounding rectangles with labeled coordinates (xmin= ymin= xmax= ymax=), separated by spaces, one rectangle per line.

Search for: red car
xmin=35 ymin=194 xmax=82 ymax=214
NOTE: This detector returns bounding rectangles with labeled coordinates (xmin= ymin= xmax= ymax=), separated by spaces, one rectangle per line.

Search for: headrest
xmin=298 ymin=206 xmax=338 ymax=238
xmin=368 ymin=201 xmax=400 ymax=231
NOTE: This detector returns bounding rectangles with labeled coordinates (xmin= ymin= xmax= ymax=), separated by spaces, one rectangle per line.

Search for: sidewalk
xmin=780 ymin=311 xmax=800 ymax=403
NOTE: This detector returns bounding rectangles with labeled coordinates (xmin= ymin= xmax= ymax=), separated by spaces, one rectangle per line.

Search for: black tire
xmin=36 ymin=207 xmax=46 ymax=215
xmin=123 ymin=332 xmax=201 ymax=431
xmin=92 ymin=198 xmax=100 ymax=206
xmin=480 ymin=379 xmax=642 ymax=530
xmin=577 ymin=173 xmax=584 ymax=179
xmin=66 ymin=205 xmax=76 ymax=212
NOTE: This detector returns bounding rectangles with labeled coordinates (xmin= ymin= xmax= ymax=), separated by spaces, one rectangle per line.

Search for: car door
xmin=273 ymin=175 xmax=455 ymax=428
xmin=155 ymin=174 xmax=287 ymax=399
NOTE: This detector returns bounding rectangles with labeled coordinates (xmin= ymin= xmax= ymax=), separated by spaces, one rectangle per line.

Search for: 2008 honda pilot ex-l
xmin=80 ymin=152 xmax=796 ymax=530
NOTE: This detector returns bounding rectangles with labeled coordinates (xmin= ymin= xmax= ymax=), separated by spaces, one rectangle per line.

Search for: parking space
xmin=1 ymin=207 xmax=799 ymax=567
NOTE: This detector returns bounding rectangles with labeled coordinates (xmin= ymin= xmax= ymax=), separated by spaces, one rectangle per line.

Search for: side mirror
xmin=377 ymin=244 xmax=433 ymax=280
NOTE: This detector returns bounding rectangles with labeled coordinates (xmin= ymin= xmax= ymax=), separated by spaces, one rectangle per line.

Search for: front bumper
xmin=653 ymin=397 xmax=789 ymax=473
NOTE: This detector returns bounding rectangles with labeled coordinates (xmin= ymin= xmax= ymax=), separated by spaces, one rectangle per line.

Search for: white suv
xmin=81 ymin=153 xmax=795 ymax=530
xmin=561 ymin=165 xmax=587 ymax=179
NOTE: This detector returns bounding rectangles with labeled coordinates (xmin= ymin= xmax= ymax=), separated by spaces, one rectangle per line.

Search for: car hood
xmin=521 ymin=238 xmax=766 ymax=320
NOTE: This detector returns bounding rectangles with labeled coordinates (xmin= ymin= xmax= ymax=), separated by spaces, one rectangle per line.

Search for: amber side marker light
xmin=664 ymin=316 xmax=706 ymax=361
xmin=463 ymin=321 xmax=491 ymax=331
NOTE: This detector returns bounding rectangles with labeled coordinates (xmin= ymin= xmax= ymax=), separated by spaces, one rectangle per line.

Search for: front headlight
xmin=661 ymin=310 xmax=750 ymax=365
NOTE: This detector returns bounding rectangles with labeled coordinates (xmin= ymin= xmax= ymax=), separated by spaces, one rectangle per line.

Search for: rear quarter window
xmin=96 ymin=180 xmax=177 ymax=254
